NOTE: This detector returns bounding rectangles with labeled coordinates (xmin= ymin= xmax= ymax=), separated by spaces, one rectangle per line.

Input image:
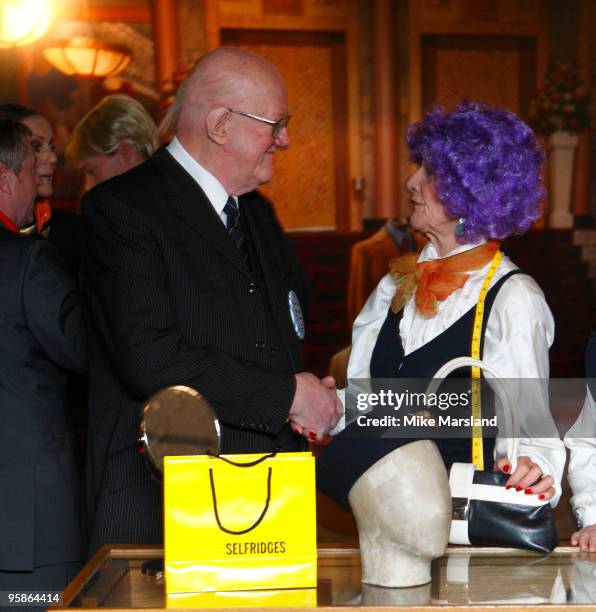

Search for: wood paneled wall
xmin=0 ymin=0 xmax=591 ymax=224
xmin=205 ymin=0 xmax=362 ymax=231
xmin=401 ymin=0 xmax=549 ymax=219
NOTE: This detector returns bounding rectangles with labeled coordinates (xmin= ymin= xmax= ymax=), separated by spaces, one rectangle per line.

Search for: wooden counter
xmin=55 ymin=543 xmax=596 ymax=610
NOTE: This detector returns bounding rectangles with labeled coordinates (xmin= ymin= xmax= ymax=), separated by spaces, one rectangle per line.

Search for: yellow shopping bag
xmin=164 ymin=452 xmax=317 ymax=596
xmin=167 ymin=588 xmax=317 ymax=609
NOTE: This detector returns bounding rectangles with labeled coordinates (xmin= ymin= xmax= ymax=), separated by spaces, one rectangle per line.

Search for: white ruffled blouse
xmin=342 ymin=241 xmax=566 ymax=506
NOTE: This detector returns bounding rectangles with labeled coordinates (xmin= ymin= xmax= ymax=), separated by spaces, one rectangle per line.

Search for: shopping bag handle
xmin=208 ymin=452 xmax=276 ymax=535
xmin=209 ymin=468 xmax=271 ymax=535
xmin=208 ymin=451 xmax=276 ymax=467
xmin=425 ymin=356 xmax=519 ymax=468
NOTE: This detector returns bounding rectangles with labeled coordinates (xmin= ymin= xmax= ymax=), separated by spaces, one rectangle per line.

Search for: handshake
xmin=287 ymin=372 xmax=344 ymax=443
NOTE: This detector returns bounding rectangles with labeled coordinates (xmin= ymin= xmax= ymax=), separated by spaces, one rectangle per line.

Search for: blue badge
xmin=288 ymin=290 xmax=305 ymax=340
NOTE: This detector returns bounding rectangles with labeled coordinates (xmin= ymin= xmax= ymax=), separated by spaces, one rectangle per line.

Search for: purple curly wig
xmin=407 ymin=101 xmax=545 ymax=243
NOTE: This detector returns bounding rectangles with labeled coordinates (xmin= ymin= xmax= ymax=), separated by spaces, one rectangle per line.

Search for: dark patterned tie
xmin=223 ymin=196 xmax=249 ymax=265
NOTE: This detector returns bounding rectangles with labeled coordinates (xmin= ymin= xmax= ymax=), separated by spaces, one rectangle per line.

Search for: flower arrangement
xmin=527 ymin=62 xmax=591 ymax=135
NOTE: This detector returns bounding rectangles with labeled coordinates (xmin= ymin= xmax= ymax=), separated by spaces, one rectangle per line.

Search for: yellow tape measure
xmin=470 ymin=250 xmax=503 ymax=470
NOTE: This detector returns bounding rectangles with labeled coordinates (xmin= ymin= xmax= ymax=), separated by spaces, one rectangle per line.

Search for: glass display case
xmin=56 ymin=544 xmax=596 ymax=610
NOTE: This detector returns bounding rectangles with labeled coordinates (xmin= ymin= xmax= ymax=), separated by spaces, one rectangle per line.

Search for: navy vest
xmin=370 ymin=270 xmax=520 ymax=378
xmin=317 ymin=270 xmax=520 ymax=510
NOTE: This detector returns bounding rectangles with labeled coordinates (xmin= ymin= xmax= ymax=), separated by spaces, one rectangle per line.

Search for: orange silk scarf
xmin=389 ymin=240 xmax=500 ymax=317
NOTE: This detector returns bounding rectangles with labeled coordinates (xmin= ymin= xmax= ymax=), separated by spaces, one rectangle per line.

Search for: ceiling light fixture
xmin=0 ymin=0 xmax=53 ymax=48
xmin=43 ymin=36 xmax=131 ymax=79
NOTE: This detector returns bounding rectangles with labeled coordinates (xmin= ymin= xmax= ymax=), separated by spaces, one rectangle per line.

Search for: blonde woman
xmin=66 ymin=94 xmax=157 ymax=191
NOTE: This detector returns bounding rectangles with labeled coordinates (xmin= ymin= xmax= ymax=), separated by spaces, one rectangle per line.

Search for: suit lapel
xmin=241 ymin=193 xmax=286 ymax=285
xmin=153 ymin=148 xmax=252 ymax=279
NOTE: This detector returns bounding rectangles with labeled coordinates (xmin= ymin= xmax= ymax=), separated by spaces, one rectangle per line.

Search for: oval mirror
xmin=139 ymin=385 xmax=221 ymax=476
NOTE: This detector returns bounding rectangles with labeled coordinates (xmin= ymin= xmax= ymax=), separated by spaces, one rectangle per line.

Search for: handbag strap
xmin=426 ymin=357 xmax=519 ymax=468
xmin=208 ymin=453 xmax=276 ymax=535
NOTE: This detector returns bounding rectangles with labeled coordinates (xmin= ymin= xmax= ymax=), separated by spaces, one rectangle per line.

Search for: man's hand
xmin=572 ymin=525 xmax=596 ymax=552
xmin=288 ymin=372 xmax=342 ymax=442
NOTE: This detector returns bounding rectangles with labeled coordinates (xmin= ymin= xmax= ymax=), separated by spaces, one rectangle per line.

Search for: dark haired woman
xmin=0 ymin=104 xmax=82 ymax=276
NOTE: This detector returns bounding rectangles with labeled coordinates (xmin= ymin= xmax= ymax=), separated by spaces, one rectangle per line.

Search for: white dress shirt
xmin=167 ymin=136 xmax=238 ymax=226
xmin=565 ymin=389 xmax=596 ymax=527
xmin=341 ymin=240 xmax=566 ymax=505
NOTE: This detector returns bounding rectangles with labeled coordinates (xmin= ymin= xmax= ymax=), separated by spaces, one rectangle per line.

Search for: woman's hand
xmin=572 ymin=525 xmax=596 ymax=552
xmin=495 ymin=456 xmax=555 ymax=501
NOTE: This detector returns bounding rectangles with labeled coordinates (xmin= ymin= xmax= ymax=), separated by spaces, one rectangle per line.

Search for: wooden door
xmin=221 ymin=29 xmax=349 ymax=230
xmin=421 ymin=35 xmax=537 ymax=115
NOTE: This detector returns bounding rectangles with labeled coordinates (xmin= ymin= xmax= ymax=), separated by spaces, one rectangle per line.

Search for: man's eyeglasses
xmin=228 ymin=108 xmax=291 ymax=139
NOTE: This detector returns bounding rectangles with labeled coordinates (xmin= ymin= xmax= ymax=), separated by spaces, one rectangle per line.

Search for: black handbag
xmin=449 ymin=462 xmax=558 ymax=554
xmin=429 ymin=356 xmax=558 ymax=554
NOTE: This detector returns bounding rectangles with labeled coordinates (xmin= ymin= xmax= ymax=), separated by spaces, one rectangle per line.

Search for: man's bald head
xmin=161 ymin=47 xmax=290 ymax=195
xmin=161 ymin=48 xmax=285 ymax=139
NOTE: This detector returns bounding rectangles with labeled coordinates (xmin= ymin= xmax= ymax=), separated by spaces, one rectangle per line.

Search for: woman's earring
xmin=455 ymin=217 xmax=465 ymax=237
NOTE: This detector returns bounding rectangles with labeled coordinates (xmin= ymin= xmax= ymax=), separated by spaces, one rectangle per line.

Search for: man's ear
xmin=0 ymin=165 xmax=12 ymax=195
xmin=205 ymin=107 xmax=231 ymax=145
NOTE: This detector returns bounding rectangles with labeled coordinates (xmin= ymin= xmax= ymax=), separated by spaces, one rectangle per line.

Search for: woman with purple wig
xmin=317 ymin=101 xmax=565 ymax=518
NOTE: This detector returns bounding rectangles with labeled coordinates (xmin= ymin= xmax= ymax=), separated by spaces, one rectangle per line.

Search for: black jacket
xmin=0 ymin=225 xmax=86 ymax=570
xmin=81 ymin=147 xmax=309 ymax=552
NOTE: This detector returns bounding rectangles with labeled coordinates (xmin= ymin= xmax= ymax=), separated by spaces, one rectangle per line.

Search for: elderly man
xmin=0 ymin=119 xmax=86 ymax=594
xmin=81 ymin=47 xmax=341 ymax=555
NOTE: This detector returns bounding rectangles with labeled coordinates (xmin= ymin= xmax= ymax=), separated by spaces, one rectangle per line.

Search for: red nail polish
xmin=502 ymin=464 xmax=511 ymax=473
xmin=308 ymin=431 xmax=317 ymax=441
xmin=515 ymin=486 xmax=522 ymax=491
xmin=539 ymin=494 xmax=546 ymax=500
xmin=525 ymin=488 xmax=533 ymax=495
xmin=505 ymin=484 xmax=512 ymax=490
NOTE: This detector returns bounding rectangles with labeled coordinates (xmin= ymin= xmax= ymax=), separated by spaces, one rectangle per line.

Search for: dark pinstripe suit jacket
xmin=81 ymin=147 xmax=309 ymax=555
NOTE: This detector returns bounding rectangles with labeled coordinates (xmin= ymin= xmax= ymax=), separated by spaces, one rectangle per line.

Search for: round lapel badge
xmin=288 ymin=290 xmax=305 ymax=340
